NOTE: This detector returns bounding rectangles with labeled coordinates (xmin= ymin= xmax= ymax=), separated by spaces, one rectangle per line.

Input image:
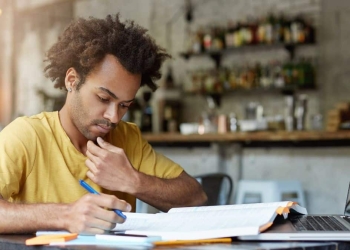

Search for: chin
xmin=82 ymin=132 xmax=99 ymax=142
xmin=84 ymin=127 xmax=107 ymax=141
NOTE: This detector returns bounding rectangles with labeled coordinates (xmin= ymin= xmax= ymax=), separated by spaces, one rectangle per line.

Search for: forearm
xmin=0 ymin=199 xmax=68 ymax=234
xmin=132 ymin=172 xmax=207 ymax=212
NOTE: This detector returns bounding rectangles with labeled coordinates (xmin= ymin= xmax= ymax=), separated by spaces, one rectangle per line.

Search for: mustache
xmin=93 ymin=119 xmax=117 ymax=129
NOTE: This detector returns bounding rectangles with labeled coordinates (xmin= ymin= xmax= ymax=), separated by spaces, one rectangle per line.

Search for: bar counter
xmin=142 ymin=130 xmax=350 ymax=147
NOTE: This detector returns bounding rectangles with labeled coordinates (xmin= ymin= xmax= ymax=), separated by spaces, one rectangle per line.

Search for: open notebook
xmin=239 ymin=182 xmax=350 ymax=241
xmin=113 ymin=201 xmax=307 ymax=240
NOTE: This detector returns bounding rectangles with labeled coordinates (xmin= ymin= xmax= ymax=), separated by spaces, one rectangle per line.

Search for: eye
xmin=98 ymin=96 xmax=110 ymax=103
xmin=120 ymin=103 xmax=131 ymax=109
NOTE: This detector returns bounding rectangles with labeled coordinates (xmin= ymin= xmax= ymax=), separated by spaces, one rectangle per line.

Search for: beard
xmin=70 ymin=92 xmax=116 ymax=141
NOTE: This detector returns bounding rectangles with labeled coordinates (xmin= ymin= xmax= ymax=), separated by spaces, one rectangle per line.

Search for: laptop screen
xmin=344 ymin=182 xmax=350 ymax=216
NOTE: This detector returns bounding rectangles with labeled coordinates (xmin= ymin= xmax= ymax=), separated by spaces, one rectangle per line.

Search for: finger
xmin=79 ymin=226 xmax=111 ymax=235
xmin=86 ymin=170 xmax=95 ymax=182
xmin=85 ymin=145 xmax=108 ymax=169
xmin=94 ymin=208 xmax=124 ymax=225
xmin=97 ymin=137 xmax=120 ymax=153
xmin=98 ymin=193 xmax=132 ymax=213
xmin=86 ymin=140 xmax=106 ymax=157
xmin=71 ymin=210 xmax=116 ymax=235
xmin=87 ymin=215 xmax=118 ymax=231
xmin=86 ymin=194 xmax=129 ymax=223
xmin=85 ymin=158 xmax=98 ymax=173
xmin=81 ymin=195 xmax=126 ymax=224
xmin=79 ymin=228 xmax=105 ymax=236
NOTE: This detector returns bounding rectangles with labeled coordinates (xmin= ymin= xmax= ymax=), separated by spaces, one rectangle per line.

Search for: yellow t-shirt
xmin=0 ymin=111 xmax=183 ymax=211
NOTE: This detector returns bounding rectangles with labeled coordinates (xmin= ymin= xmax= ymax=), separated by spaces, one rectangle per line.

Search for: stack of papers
xmin=33 ymin=201 xmax=306 ymax=247
xmin=33 ymin=231 xmax=231 ymax=247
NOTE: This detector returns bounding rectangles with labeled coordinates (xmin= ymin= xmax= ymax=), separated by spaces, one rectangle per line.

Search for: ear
xmin=65 ymin=68 xmax=80 ymax=91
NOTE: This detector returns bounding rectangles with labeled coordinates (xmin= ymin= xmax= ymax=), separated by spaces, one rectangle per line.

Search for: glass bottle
xmin=140 ymin=92 xmax=153 ymax=132
xmin=127 ymin=98 xmax=142 ymax=128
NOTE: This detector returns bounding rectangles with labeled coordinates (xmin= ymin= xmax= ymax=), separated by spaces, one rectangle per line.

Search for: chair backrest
xmin=194 ymin=173 xmax=233 ymax=206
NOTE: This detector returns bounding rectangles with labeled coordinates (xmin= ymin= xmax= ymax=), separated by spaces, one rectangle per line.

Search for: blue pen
xmin=79 ymin=179 xmax=127 ymax=220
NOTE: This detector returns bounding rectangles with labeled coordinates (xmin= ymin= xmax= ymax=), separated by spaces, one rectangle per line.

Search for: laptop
xmin=239 ymin=182 xmax=350 ymax=241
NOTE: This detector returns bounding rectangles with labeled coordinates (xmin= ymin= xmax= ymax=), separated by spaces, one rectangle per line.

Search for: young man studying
xmin=0 ymin=14 xmax=207 ymax=235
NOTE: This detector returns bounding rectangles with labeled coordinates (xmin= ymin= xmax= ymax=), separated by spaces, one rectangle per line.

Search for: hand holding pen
xmin=79 ymin=179 xmax=127 ymax=220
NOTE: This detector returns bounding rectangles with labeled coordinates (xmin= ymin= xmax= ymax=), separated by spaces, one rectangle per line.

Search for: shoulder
xmin=25 ymin=111 xmax=57 ymax=127
xmin=0 ymin=112 xmax=57 ymax=141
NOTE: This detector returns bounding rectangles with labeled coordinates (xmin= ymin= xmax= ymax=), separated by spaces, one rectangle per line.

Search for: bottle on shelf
xmin=265 ymin=13 xmax=275 ymax=44
xmin=296 ymin=57 xmax=315 ymax=88
xmin=233 ymin=21 xmax=243 ymax=47
xmin=282 ymin=61 xmax=293 ymax=86
xmin=140 ymin=91 xmax=153 ymax=132
xmin=193 ymin=28 xmax=204 ymax=53
xmin=225 ymin=20 xmax=235 ymax=48
xmin=274 ymin=14 xmax=284 ymax=43
xmin=184 ymin=56 xmax=315 ymax=94
xmin=203 ymin=27 xmax=213 ymax=51
xmin=248 ymin=17 xmax=259 ymax=45
xmin=295 ymin=94 xmax=308 ymax=130
xmin=164 ymin=67 xmax=174 ymax=89
xmin=183 ymin=13 xmax=315 ymax=55
xmin=281 ymin=15 xmax=291 ymax=44
xmin=272 ymin=61 xmax=285 ymax=88
xmin=259 ymin=64 xmax=273 ymax=88
xmin=304 ymin=18 xmax=316 ymax=43
xmin=303 ymin=57 xmax=315 ymax=88
xmin=291 ymin=15 xmax=306 ymax=44
xmin=161 ymin=100 xmax=181 ymax=133
xmin=284 ymin=94 xmax=296 ymax=131
xmin=125 ymin=98 xmax=142 ymax=128
xmin=239 ymin=20 xmax=251 ymax=46
xmin=257 ymin=17 xmax=266 ymax=44
xmin=212 ymin=26 xmax=225 ymax=51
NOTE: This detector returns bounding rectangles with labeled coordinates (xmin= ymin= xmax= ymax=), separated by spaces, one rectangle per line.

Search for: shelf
xmin=182 ymin=85 xmax=316 ymax=107
xmin=184 ymin=85 xmax=316 ymax=96
xmin=142 ymin=130 xmax=350 ymax=148
xmin=180 ymin=42 xmax=316 ymax=68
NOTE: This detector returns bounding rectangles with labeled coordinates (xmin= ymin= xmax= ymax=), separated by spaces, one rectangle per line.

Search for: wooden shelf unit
xmin=142 ymin=130 xmax=350 ymax=147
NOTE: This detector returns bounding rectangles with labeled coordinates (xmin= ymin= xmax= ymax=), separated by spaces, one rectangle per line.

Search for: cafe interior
xmin=1 ymin=0 xmax=350 ymax=215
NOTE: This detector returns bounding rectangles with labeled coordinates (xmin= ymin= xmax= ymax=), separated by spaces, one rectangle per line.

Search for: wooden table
xmin=1 ymin=234 xmax=350 ymax=250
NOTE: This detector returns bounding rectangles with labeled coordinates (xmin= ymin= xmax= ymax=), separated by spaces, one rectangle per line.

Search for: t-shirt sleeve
xmin=0 ymin=118 xmax=36 ymax=200
xmin=138 ymin=136 xmax=183 ymax=178
xmin=118 ymin=122 xmax=183 ymax=179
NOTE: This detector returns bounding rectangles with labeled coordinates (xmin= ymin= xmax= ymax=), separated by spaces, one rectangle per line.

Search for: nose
xmin=103 ymin=103 xmax=119 ymax=124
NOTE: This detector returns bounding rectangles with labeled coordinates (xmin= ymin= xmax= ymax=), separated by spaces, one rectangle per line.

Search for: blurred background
xmin=1 ymin=0 xmax=350 ymax=214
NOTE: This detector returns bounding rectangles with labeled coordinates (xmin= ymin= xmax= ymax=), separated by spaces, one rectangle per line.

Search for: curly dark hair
xmin=44 ymin=13 xmax=171 ymax=91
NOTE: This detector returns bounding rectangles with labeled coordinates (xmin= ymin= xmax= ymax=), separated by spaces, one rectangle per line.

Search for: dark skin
xmin=0 ymin=54 xmax=207 ymax=234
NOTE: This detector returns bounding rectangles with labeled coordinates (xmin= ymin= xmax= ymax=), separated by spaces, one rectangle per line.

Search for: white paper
xmin=114 ymin=207 xmax=279 ymax=240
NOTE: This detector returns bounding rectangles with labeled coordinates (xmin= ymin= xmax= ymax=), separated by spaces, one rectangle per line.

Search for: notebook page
xmin=168 ymin=201 xmax=293 ymax=213
xmin=113 ymin=212 xmax=155 ymax=231
xmin=123 ymin=207 xmax=279 ymax=240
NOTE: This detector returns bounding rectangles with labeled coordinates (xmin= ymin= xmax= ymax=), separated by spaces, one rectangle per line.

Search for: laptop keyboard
xmin=290 ymin=215 xmax=350 ymax=231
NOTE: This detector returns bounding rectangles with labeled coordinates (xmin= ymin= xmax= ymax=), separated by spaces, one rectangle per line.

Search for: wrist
xmin=128 ymin=170 xmax=144 ymax=196
xmin=57 ymin=203 xmax=71 ymax=231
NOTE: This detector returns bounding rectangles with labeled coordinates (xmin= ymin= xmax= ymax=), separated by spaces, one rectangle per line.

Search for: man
xmin=0 ymin=14 xmax=207 ymax=234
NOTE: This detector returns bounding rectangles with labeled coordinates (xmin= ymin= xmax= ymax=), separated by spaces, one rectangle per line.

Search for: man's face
xmin=69 ymin=54 xmax=141 ymax=141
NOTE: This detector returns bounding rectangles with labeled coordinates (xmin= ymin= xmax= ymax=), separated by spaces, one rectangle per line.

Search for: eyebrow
xmin=97 ymin=87 xmax=135 ymax=103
